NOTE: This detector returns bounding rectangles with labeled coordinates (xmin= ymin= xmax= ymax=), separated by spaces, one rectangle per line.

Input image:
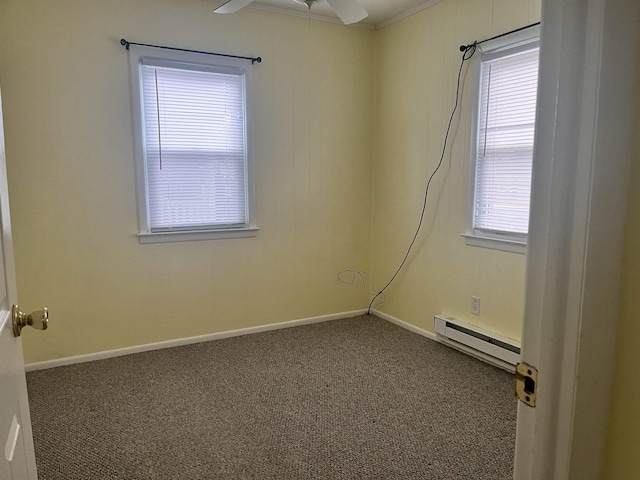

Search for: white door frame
xmin=514 ymin=0 xmax=640 ymax=478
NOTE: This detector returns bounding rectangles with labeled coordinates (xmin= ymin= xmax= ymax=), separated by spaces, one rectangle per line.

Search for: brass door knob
xmin=12 ymin=304 xmax=48 ymax=337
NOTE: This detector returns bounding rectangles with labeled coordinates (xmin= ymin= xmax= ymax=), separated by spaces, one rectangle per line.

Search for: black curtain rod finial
xmin=120 ymin=38 xmax=130 ymax=50
xmin=458 ymin=42 xmax=478 ymax=61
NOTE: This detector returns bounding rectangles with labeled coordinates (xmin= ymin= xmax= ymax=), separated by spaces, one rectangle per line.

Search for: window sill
xmin=461 ymin=233 xmax=527 ymax=255
xmin=138 ymin=227 xmax=259 ymax=244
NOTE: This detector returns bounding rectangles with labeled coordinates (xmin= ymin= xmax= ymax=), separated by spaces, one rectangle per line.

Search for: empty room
xmin=0 ymin=0 xmax=639 ymax=479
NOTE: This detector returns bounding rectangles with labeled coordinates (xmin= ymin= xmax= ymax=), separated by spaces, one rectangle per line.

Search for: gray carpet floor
xmin=26 ymin=315 xmax=516 ymax=479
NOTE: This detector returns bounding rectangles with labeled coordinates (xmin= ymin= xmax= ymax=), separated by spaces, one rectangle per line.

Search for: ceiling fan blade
xmin=214 ymin=0 xmax=256 ymax=14
xmin=325 ymin=0 xmax=368 ymax=25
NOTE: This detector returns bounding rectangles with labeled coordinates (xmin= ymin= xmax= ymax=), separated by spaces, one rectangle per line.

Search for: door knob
xmin=12 ymin=304 xmax=48 ymax=337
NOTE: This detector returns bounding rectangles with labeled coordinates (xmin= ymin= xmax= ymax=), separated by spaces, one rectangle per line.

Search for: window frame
xmin=128 ymin=45 xmax=258 ymax=244
xmin=463 ymin=26 xmax=541 ymax=255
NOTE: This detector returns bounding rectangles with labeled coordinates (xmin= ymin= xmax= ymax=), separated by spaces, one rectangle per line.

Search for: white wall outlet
xmin=471 ymin=296 xmax=481 ymax=316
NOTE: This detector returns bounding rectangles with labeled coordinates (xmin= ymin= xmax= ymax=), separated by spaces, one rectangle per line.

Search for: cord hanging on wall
xmin=339 ymin=42 xmax=478 ymax=315
xmin=341 ymin=23 xmax=541 ymax=314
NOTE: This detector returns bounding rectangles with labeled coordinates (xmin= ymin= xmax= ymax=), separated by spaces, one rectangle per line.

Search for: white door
xmin=513 ymin=0 xmax=639 ymax=478
xmin=0 ymin=87 xmax=38 ymax=479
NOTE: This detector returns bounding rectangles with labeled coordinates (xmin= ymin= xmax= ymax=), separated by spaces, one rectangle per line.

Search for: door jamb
xmin=514 ymin=0 xmax=640 ymax=478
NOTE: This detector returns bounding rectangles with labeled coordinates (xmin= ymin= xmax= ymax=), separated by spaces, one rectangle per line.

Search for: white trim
xmin=127 ymin=45 xmax=257 ymax=242
xmin=372 ymin=309 xmax=438 ymax=341
xmin=514 ymin=0 xmax=640 ymax=478
xmin=26 ymin=308 xmax=519 ymax=374
xmin=479 ymin=25 xmax=541 ymax=54
xmin=372 ymin=310 xmax=515 ymax=372
xmin=375 ymin=0 xmax=445 ymax=30
xmin=138 ymin=227 xmax=259 ymax=244
xmin=465 ymin=28 xmax=540 ymax=253
xmin=462 ymin=233 xmax=527 ymax=254
xmin=24 ymin=310 xmax=366 ymax=372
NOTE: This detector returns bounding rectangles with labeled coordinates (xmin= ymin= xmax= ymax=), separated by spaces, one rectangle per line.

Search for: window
xmin=128 ymin=45 xmax=257 ymax=243
xmin=464 ymin=28 xmax=540 ymax=254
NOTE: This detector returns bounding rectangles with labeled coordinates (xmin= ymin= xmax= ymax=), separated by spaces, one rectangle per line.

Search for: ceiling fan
xmin=214 ymin=0 xmax=368 ymax=25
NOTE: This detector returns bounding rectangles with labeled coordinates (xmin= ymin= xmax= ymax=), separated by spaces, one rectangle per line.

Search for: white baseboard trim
xmin=25 ymin=309 xmax=367 ymax=372
xmin=372 ymin=309 xmax=439 ymax=341
xmin=372 ymin=309 xmax=515 ymax=373
xmin=26 ymin=309 xmax=514 ymax=373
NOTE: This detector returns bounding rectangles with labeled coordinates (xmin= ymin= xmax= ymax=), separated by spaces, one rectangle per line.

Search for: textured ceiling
xmin=220 ymin=0 xmax=442 ymax=28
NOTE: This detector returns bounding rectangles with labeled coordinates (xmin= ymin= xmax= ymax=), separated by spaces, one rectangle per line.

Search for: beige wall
xmin=604 ymin=88 xmax=640 ymax=477
xmin=0 ymin=0 xmax=541 ymax=363
xmin=371 ymin=0 xmax=540 ymax=340
xmin=6 ymin=0 xmax=640 ymax=474
xmin=0 ymin=0 xmax=374 ymax=363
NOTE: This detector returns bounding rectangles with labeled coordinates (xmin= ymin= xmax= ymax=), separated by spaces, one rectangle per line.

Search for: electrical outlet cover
xmin=471 ymin=296 xmax=481 ymax=315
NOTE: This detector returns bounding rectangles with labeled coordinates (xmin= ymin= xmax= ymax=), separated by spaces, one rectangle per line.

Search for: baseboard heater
xmin=433 ymin=315 xmax=521 ymax=372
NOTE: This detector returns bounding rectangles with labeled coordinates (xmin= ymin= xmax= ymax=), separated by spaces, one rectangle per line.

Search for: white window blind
xmin=474 ymin=47 xmax=539 ymax=237
xmin=140 ymin=62 xmax=247 ymax=232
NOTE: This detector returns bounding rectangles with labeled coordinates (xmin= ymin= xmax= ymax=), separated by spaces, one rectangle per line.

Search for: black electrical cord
xmin=366 ymin=43 xmax=478 ymax=315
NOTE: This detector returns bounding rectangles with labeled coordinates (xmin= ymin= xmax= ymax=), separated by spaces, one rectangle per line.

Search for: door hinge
xmin=516 ymin=362 xmax=538 ymax=407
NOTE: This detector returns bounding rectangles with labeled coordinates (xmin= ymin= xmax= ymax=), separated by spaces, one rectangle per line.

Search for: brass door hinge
xmin=516 ymin=363 xmax=537 ymax=407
